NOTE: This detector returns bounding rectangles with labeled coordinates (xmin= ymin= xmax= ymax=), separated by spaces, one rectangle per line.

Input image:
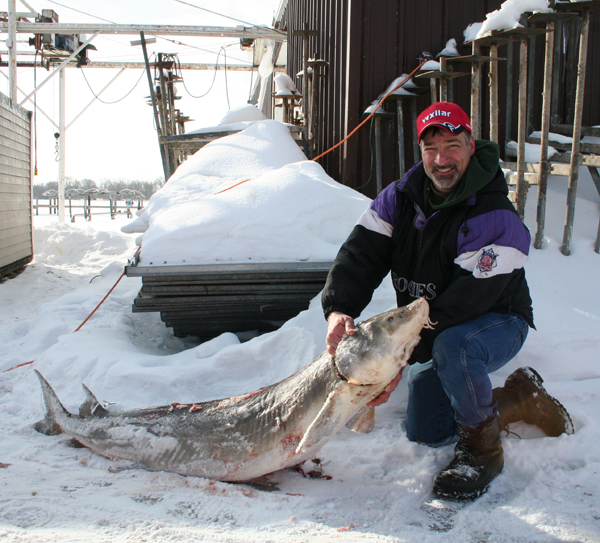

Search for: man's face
xmin=420 ymin=129 xmax=476 ymax=194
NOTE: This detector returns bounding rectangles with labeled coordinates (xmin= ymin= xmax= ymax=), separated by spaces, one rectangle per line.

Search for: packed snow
xmin=121 ymin=120 xmax=368 ymax=265
xmin=506 ymin=140 xmax=559 ymax=162
xmin=1 ymin=113 xmax=599 ymax=541
xmin=186 ymin=104 xmax=268 ymax=136
xmin=464 ymin=0 xmax=552 ymax=42
xmin=436 ymin=39 xmax=460 ymax=59
xmin=475 ymin=0 xmax=552 ymax=39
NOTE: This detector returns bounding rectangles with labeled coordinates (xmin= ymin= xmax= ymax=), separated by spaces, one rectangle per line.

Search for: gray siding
xmin=0 ymin=91 xmax=33 ymax=276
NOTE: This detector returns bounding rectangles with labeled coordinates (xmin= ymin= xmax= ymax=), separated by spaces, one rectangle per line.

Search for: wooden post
xmin=411 ymin=99 xmax=420 ymax=164
xmin=526 ymin=35 xmax=536 ymax=137
xmin=439 ymin=57 xmax=448 ymax=102
xmin=429 ymin=78 xmax=437 ymax=103
xmin=564 ymin=17 xmax=578 ymax=124
xmin=489 ymin=44 xmax=499 ymax=143
xmin=292 ymin=28 xmax=318 ymax=157
xmin=470 ymin=41 xmax=481 ymax=140
xmin=551 ymin=21 xmax=562 ymax=125
xmin=561 ymin=8 xmax=591 ymax=256
xmin=374 ymin=116 xmax=384 ymax=195
xmin=140 ymin=32 xmax=170 ymax=182
xmin=515 ymin=37 xmax=529 ymax=220
xmin=505 ymin=41 xmax=514 ymax=145
xmin=534 ymin=21 xmax=555 ymax=249
xmin=396 ymin=101 xmax=406 ymax=179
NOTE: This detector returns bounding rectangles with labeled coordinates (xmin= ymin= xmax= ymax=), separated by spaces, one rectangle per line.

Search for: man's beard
xmin=430 ymin=165 xmax=460 ymax=192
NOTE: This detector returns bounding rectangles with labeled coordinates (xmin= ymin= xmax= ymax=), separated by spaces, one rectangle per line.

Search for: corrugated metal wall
xmin=280 ymin=0 xmax=600 ymax=199
xmin=0 ymin=91 xmax=33 ymax=277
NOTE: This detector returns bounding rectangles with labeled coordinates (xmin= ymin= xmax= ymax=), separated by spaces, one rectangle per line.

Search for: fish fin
xmin=295 ymin=389 xmax=347 ymax=454
xmin=345 ymin=406 xmax=375 ymax=434
xmin=79 ymin=383 xmax=110 ymax=417
xmin=33 ymin=370 xmax=70 ymax=436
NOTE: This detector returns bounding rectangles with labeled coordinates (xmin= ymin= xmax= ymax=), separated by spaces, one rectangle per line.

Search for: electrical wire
xmin=172 ymin=0 xmax=285 ymax=36
xmin=175 ymin=48 xmax=226 ymax=99
xmin=223 ymin=47 xmax=230 ymax=109
xmin=79 ymin=67 xmax=146 ymax=104
xmin=46 ymin=0 xmax=116 ymax=24
xmin=157 ymin=36 xmax=250 ymax=65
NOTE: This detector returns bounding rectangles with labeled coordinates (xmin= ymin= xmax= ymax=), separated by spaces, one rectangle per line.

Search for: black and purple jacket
xmin=322 ymin=154 xmax=534 ymax=363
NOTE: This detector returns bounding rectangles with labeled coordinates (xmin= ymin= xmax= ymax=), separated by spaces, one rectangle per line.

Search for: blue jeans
xmin=405 ymin=312 xmax=529 ymax=446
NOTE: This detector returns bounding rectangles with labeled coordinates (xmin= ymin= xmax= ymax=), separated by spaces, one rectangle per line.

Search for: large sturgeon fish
xmin=35 ymin=298 xmax=433 ymax=481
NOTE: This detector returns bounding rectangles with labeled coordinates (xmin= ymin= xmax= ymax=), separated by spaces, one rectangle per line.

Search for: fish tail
xmin=33 ymin=370 xmax=70 ymax=436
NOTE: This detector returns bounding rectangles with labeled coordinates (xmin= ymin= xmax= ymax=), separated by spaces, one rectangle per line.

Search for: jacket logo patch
xmin=477 ymin=248 xmax=498 ymax=274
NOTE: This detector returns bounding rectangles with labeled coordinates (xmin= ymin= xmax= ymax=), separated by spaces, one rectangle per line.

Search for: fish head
xmin=334 ymin=298 xmax=430 ymax=386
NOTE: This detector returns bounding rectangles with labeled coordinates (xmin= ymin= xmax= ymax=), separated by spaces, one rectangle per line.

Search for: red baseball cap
xmin=416 ymin=102 xmax=472 ymax=143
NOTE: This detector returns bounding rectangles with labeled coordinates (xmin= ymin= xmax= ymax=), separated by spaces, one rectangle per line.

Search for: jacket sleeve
xmin=321 ymin=183 xmax=397 ymax=320
xmin=415 ymin=207 xmax=533 ymax=361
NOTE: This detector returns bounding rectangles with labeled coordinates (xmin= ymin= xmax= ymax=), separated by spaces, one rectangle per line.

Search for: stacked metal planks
xmin=125 ymin=261 xmax=332 ymax=340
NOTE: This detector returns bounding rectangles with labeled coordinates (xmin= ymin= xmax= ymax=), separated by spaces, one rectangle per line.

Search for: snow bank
xmin=122 ymin=119 xmax=370 ymax=266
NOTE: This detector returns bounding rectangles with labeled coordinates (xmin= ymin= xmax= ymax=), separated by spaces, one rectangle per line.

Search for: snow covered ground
xmin=1 ymin=120 xmax=600 ymax=542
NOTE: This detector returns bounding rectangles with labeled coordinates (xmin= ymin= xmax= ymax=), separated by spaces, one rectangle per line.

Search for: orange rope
xmin=211 ymin=60 xmax=428 ymax=194
xmin=311 ymin=59 xmax=427 ymax=162
xmin=3 ymin=247 xmax=142 ymax=373
xmin=214 ymin=178 xmax=251 ymax=194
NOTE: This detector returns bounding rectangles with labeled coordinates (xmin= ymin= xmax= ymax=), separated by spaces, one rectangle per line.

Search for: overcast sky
xmin=3 ymin=0 xmax=282 ymax=185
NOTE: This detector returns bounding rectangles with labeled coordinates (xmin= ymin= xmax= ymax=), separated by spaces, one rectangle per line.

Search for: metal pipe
xmin=8 ymin=0 xmax=17 ymax=101
xmin=58 ymin=68 xmax=66 ymax=223
xmin=0 ymin=22 xmax=286 ymax=40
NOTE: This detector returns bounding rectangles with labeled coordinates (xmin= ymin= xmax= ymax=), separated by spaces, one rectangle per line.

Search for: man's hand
xmin=368 ymin=368 xmax=404 ymax=407
xmin=325 ymin=312 xmax=357 ymax=355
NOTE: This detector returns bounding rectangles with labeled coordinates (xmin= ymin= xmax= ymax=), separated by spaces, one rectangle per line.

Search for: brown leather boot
xmin=433 ymin=414 xmax=504 ymax=500
xmin=493 ymin=367 xmax=574 ymax=437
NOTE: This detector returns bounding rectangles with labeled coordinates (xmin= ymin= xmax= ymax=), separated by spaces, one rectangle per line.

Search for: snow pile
xmin=463 ymin=0 xmax=552 ymax=41
xmin=476 ymin=0 xmax=552 ymax=39
xmin=274 ymin=73 xmax=301 ymax=97
xmin=436 ymin=38 xmax=460 ymax=58
xmin=121 ymin=120 xmax=370 ymax=265
xmin=219 ymin=104 xmax=267 ymax=125
xmin=506 ymin=140 xmax=558 ymax=162
xmin=420 ymin=60 xmax=441 ymax=71
xmin=529 ymin=131 xmax=573 ymax=145
xmin=186 ymin=104 xmax=268 ymax=135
